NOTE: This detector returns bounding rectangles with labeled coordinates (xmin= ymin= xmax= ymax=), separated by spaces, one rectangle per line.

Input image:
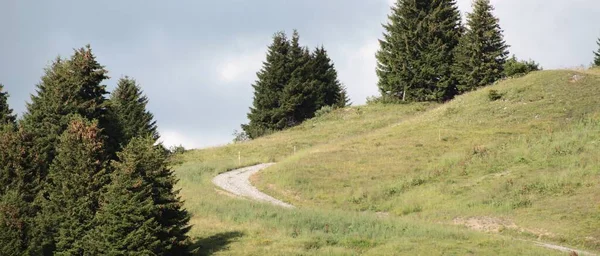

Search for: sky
xmin=1 ymin=0 xmax=599 ymax=149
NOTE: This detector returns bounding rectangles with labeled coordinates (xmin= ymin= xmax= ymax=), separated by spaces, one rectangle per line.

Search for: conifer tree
xmin=594 ymin=38 xmax=600 ymax=67
xmin=82 ymin=137 xmax=168 ymax=255
xmin=0 ymin=190 xmax=28 ymax=255
xmin=0 ymin=125 xmax=38 ymax=255
xmin=309 ymin=47 xmax=347 ymax=109
xmin=281 ymin=31 xmax=316 ymax=125
xmin=21 ymin=45 xmax=110 ymax=184
xmin=243 ymin=32 xmax=291 ymax=138
xmin=109 ymin=77 xmax=159 ymax=147
xmin=376 ymin=0 xmax=462 ymax=102
xmin=453 ymin=0 xmax=509 ymax=93
xmin=34 ymin=116 xmax=109 ymax=254
xmin=0 ymin=84 xmax=16 ymax=125
xmin=85 ymin=136 xmax=190 ymax=254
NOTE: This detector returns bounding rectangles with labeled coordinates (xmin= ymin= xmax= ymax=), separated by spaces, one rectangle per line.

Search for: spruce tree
xmin=0 ymin=84 xmax=16 ymax=125
xmin=453 ymin=0 xmax=509 ymax=93
xmin=594 ymin=38 xmax=600 ymax=67
xmin=34 ymin=116 xmax=109 ymax=255
xmin=85 ymin=136 xmax=190 ymax=254
xmin=0 ymin=190 xmax=28 ymax=255
xmin=21 ymin=45 xmax=110 ymax=184
xmin=109 ymin=77 xmax=159 ymax=147
xmin=0 ymin=125 xmax=38 ymax=255
xmin=82 ymin=137 xmax=167 ymax=255
xmin=281 ymin=31 xmax=316 ymax=125
xmin=243 ymin=32 xmax=291 ymax=138
xmin=376 ymin=0 xmax=462 ymax=102
xmin=309 ymin=47 xmax=347 ymax=109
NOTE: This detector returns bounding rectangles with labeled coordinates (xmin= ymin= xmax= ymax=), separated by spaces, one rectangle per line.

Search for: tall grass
xmin=172 ymin=70 xmax=600 ymax=255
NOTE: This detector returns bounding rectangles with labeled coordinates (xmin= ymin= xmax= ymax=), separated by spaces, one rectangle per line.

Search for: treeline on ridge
xmin=0 ymin=46 xmax=190 ymax=255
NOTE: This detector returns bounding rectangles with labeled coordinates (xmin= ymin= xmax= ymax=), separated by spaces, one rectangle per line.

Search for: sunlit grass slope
xmin=254 ymin=69 xmax=600 ymax=251
xmin=170 ymin=69 xmax=600 ymax=255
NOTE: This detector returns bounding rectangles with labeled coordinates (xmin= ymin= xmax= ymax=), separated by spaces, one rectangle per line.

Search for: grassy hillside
xmin=172 ymin=69 xmax=599 ymax=255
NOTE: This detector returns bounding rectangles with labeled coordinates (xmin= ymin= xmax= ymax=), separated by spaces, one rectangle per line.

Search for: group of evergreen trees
xmin=376 ymin=0 xmax=510 ymax=102
xmin=242 ymin=30 xmax=349 ymax=139
xmin=0 ymin=46 xmax=190 ymax=255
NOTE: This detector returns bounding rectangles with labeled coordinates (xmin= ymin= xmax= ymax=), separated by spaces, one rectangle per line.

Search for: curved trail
xmin=212 ymin=163 xmax=294 ymax=208
xmin=212 ymin=163 xmax=597 ymax=255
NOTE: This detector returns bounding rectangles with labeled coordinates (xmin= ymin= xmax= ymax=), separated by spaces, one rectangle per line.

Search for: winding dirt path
xmin=212 ymin=163 xmax=294 ymax=208
xmin=212 ymin=163 xmax=597 ymax=255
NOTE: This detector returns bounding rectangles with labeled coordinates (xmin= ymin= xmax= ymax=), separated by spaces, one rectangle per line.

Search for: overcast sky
xmin=1 ymin=0 xmax=599 ymax=149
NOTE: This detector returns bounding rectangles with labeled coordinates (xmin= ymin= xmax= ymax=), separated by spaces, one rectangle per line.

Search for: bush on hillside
xmin=315 ymin=105 xmax=335 ymax=118
xmin=503 ymin=55 xmax=541 ymax=78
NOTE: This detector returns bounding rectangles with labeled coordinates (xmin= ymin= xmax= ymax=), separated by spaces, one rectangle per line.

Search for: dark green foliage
xmin=594 ymin=38 xmax=600 ymax=67
xmin=34 ymin=116 xmax=109 ymax=254
xmin=83 ymin=137 xmax=187 ymax=255
xmin=243 ymin=31 xmax=347 ymax=139
xmin=376 ymin=0 xmax=463 ymax=102
xmin=453 ymin=0 xmax=509 ymax=93
xmin=0 ymin=84 xmax=16 ymax=125
xmin=243 ymin=32 xmax=291 ymax=138
xmin=281 ymin=32 xmax=315 ymax=126
xmin=488 ymin=89 xmax=503 ymax=101
xmin=0 ymin=125 xmax=38 ymax=255
xmin=309 ymin=47 xmax=349 ymax=108
xmin=21 ymin=45 xmax=110 ymax=186
xmin=109 ymin=77 xmax=159 ymax=147
xmin=503 ymin=55 xmax=541 ymax=77
xmin=0 ymin=190 xmax=28 ymax=255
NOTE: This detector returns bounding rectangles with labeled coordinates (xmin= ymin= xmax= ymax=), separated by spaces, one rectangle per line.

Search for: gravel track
xmin=212 ymin=163 xmax=294 ymax=208
xmin=212 ymin=163 xmax=597 ymax=255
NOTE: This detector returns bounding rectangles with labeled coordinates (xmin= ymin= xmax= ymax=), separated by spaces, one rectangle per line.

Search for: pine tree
xmin=243 ymin=32 xmax=291 ymax=138
xmin=0 ymin=190 xmax=28 ymax=255
xmin=453 ymin=0 xmax=509 ymax=93
xmin=0 ymin=125 xmax=38 ymax=255
xmin=281 ymin=31 xmax=316 ymax=125
xmin=82 ymin=137 xmax=167 ymax=255
xmin=594 ymin=38 xmax=600 ymax=67
xmin=376 ymin=0 xmax=462 ymax=102
xmin=21 ymin=45 xmax=110 ymax=184
xmin=309 ymin=47 xmax=347 ymax=109
xmin=34 ymin=116 xmax=109 ymax=254
xmin=85 ymin=136 xmax=190 ymax=254
xmin=109 ymin=77 xmax=159 ymax=147
xmin=0 ymin=84 xmax=16 ymax=125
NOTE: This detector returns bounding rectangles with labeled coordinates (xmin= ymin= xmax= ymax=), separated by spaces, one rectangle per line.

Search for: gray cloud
xmin=1 ymin=0 xmax=599 ymax=148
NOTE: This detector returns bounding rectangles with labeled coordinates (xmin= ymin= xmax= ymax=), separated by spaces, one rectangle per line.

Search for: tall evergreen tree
xmin=243 ymin=32 xmax=291 ymax=138
xmin=594 ymin=38 xmax=600 ymax=67
xmin=376 ymin=0 xmax=462 ymax=102
xmin=109 ymin=77 xmax=159 ymax=147
xmin=309 ymin=47 xmax=347 ymax=109
xmin=21 ymin=45 xmax=110 ymax=184
xmin=0 ymin=84 xmax=16 ymax=125
xmin=33 ymin=116 xmax=109 ymax=255
xmin=83 ymin=137 xmax=172 ymax=255
xmin=281 ymin=31 xmax=316 ymax=126
xmin=0 ymin=124 xmax=39 ymax=255
xmin=453 ymin=0 xmax=509 ymax=93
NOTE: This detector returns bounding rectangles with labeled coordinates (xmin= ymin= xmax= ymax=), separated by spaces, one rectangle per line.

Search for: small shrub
xmin=488 ymin=90 xmax=503 ymax=101
xmin=315 ymin=105 xmax=334 ymax=118
xmin=232 ymin=129 xmax=250 ymax=143
xmin=169 ymin=144 xmax=186 ymax=155
xmin=366 ymin=94 xmax=406 ymax=105
xmin=503 ymin=55 xmax=542 ymax=78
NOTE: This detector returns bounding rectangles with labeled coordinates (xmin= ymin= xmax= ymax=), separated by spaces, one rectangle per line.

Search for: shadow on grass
xmin=189 ymin=231 xmax=244 ymax=256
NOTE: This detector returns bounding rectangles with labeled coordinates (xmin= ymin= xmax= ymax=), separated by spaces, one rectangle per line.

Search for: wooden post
xmin=238 ymin=151 xmax=241 ymax=165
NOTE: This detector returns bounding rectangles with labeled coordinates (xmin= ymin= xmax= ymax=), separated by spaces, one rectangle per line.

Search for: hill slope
xmin=173 ymin=69 xmax=600 ymax=255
